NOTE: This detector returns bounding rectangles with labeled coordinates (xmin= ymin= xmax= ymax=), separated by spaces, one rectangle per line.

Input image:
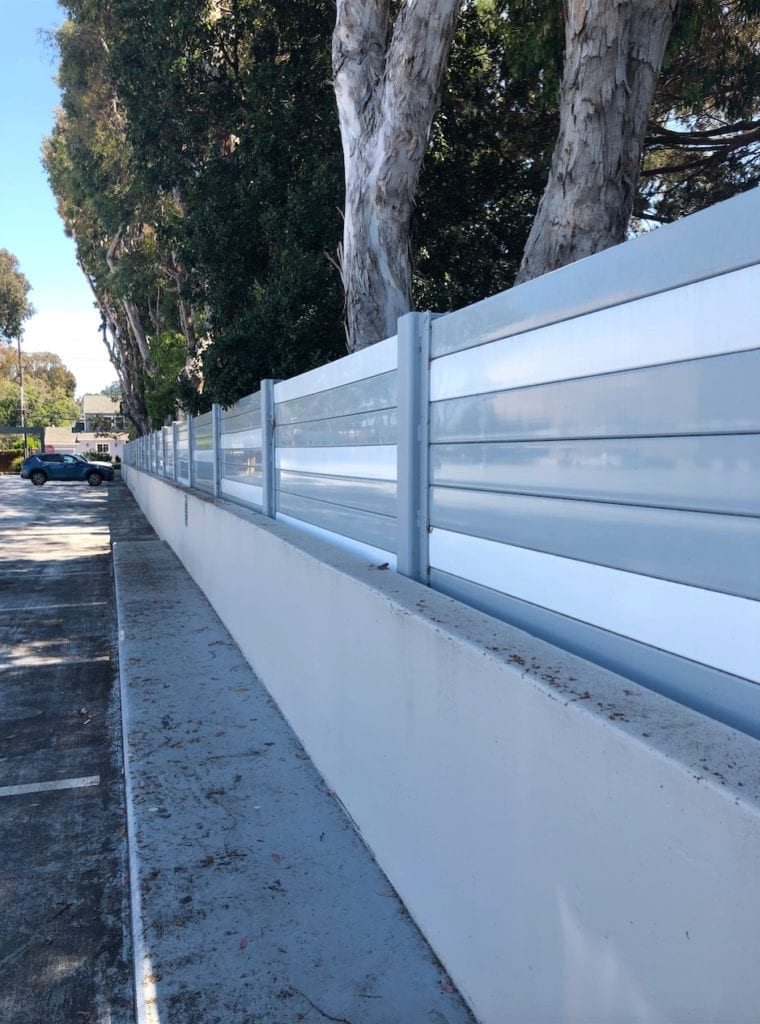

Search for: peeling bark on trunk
xmin=169 ymin=250 xmax=205 ymax=398
xmin=516 ymin=0 xmax=678 ymax=285
xmin=81 ymin=260 xmax=151 ymax=434
xmin=333 ymin=0 xmax=462 ymax=351
xmin=105 ymin=228 xmax=155 ymax=373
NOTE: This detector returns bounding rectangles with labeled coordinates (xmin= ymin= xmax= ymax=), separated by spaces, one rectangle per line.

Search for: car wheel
xmin=30 ymin=470 xmax=47 ymax=486
xmin=87 ymin=471 xmax=103 ymax=487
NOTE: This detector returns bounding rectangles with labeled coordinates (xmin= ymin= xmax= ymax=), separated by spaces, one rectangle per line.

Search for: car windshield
xmin=74 ymin=454 xmax=89 ymax=463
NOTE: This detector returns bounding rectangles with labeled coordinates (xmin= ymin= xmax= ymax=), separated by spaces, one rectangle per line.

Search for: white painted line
xmin=0 ymin=601 xmax=108 ymax=613
xmin=0 ymin=775 xmax=100 ymax=798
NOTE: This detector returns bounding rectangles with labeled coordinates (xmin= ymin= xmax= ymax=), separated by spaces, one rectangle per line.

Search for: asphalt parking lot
xmin=0 ymin=475 xmax=143 ymax=1024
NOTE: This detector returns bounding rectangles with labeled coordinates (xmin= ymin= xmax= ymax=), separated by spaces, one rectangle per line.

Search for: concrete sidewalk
xmin=114 ymin=535 xmax=476 ymax=1024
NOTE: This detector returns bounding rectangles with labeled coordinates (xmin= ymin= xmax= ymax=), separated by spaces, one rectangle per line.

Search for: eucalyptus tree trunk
xmin=516 ymin=0 xmax=678 ymax=285
xmin=105 ymin=228 xmax=155 ymax=372
xmin=333 ymin=0 xmax=462 ymax=351
xmin=81 ymin=260 xmax=151 ymax=434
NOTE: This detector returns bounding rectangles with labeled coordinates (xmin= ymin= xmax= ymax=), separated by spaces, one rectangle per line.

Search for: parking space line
xmin=0 ymin=775 xmax=100 ymax=798
xmin=0 ymin=568 xmax=111 ymax=577
xmin=0 ymin=601 xmax=109 ymax=613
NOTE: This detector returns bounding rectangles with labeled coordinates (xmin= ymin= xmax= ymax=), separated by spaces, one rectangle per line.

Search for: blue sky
xmin=1 ymin=0 xmax=113 ymax=395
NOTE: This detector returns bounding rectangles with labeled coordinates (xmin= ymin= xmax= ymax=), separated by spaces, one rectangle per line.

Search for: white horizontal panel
xmin=274 ymin=335 xmax=397 ymax=404
xmin=276 ymin=512 xmax=396 ymax=569
xmin=275 ymin=445 xmax=397 ymax=481
xmin=429 ymin=529 xmax=760 ymax=683
xmin=222 ymin=428 xmax=261 ymax=449
xmin=193 ymin=449 xmax=214 ymax=462
xmin=221 ymin=479 xmax=264 ymax=506
xmin=431 ymin=266 xmax=759 ymax=401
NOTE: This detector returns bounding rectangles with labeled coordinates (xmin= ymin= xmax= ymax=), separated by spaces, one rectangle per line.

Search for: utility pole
xmin=17 ymin=333 xmax=28 ymax=458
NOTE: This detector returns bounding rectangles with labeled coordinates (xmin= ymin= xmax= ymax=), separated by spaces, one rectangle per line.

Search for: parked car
xmin=19 ymin=452 xmax=115 ymax=487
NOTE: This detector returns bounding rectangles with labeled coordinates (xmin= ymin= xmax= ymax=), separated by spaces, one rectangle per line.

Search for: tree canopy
xmin=0 ymin=346 xmax=79 ymax=428
xmin=44 ymin=0 xmax=759 ymax=427
xmin=0 ymin=249 xmax=35 ymax=342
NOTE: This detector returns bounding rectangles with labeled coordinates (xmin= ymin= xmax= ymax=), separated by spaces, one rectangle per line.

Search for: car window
xmin=74 ymin=454 xmax=89 ymax=463
xmin=41 ymin=454 xmax=63 ymax=462
xmin=63 ymin=455 xmax=78 ymax=464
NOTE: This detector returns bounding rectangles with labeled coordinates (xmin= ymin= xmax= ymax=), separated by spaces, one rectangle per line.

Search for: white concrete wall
xmin=124 ymin=466 xmax=760 ymax=1024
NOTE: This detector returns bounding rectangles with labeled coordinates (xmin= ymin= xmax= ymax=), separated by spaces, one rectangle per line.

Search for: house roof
xmin=45 ymin=427 xmax=77 ymax=445
xmin=81 ymin=394 xmax=120 ymax=414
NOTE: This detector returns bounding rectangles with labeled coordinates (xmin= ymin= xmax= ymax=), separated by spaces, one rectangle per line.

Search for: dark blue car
xmin=20 ymin=452 xmax=115 ymax=487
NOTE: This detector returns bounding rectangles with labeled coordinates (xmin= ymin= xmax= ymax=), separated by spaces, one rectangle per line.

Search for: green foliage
xmin=0 ymin=250 xmax=35 ymax=341
xmin=46 ymin=0 xmax=757 ymax=420
xmin=414 ymin=0 xmax=561 ymax=310
xmin=143 ymin=330 xmax=185 ymax=426
xmin=0 ymin=433 xmax=41 ymax=453
xmin=640 ymin=0 xmax=760 ymax=223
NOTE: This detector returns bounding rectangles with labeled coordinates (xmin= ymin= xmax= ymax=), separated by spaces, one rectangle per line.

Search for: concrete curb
xmin=113 ymin=544 xmax=153 ymax=1024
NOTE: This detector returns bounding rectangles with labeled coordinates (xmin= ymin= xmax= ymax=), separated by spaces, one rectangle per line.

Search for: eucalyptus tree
xmin=336 ymin=0 xmax=758 ymax=336
xmin=100 ymin=0 xmax=347 ymax=408
xmin=516 ymin=0 xmax=680 ymax=283
xmin=44 ymin=13 xmax=158 ymax=433
xmin=332 ymin=0 xmax=463 ymax=351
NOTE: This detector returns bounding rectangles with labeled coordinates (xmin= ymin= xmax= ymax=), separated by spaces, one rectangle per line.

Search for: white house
xmin=45 ymin=425 xmax=128 ymax=461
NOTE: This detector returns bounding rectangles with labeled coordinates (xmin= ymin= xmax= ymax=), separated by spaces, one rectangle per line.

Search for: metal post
xmin=396 ymin=311 xmax=433 ymax=584
xmin=173 ymin=422 xmax=179 ymax=483
xmin=212 ymin=403 xmax=222 ymax=498
xmin=188 ymin=417 xmax=196 ymax=489
xmin=261 ymin=380 xmax=276 ymax=518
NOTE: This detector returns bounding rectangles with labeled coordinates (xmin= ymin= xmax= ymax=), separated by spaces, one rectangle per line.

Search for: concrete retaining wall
xmin=124 ymin=466 xmax=760 ymax=1024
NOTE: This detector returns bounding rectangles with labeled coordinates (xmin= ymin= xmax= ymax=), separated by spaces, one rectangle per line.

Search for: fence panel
xmin=220 ymin=392 xmax=263 ymax=510
xmin=427 ymin=223 xmax=760 ymax=735
xmin=162 ymin=426 xmax=174 ymax=479
xmin=176 ymin=422 xmax=190 ymax=485
xmin=123 ymin=188 xmax=760 ymax=736
xmin=192 ymin=412 xmax=214 ymax=494
xmin=274 ymin=335 xmax=398 ymax=565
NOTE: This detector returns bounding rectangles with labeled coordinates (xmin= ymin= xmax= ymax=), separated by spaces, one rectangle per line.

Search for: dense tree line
xmin=45 ymin=0 xmax=759 ymax=431
xmin=0 ymin=346 xmax=80 ymax=430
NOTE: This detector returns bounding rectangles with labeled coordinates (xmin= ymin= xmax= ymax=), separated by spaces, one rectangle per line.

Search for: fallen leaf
xmin=271 ymin=853 xmax=281 ymax=864
xmin=239 ymin=937 xmax=248 ymax=950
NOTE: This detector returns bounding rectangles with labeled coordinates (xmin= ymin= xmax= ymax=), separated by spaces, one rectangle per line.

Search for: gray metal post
xmin=173 ymin=422 xmax=179 ymax=483
xmin=188 ymin=417 xmax=196 ymax=490
xmin=212 ymin=403 xmax=222 ymax=498
xmin=261 ymin=380 xmax=276 ymax=519
xmin=396 ymin=311 xmax=433 ymax=584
